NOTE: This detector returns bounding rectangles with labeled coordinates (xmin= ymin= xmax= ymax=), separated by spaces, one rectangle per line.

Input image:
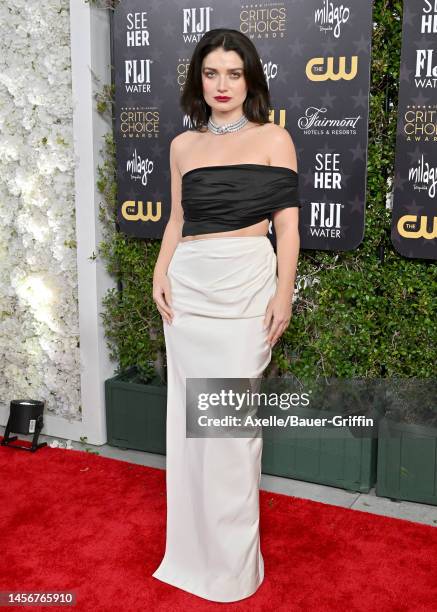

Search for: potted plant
xmin=259 ymin=377 xmax=385 ymax=493
xmin=105 ymin=363 xmax=167 ymax=454
xmin=376 ymin=378 xmax=437 ymax=505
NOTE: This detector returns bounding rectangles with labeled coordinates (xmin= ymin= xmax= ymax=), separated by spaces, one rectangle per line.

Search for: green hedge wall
xmin=94 ymin=0 xmax=436 ymax=384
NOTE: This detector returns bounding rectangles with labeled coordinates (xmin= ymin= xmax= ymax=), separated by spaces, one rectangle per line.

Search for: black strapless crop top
xmin=181 ymin=163 xmax=300 ymax=237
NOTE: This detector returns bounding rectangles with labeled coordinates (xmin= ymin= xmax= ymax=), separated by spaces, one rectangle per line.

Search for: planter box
xmin=376 ymin=417 xmax=437 ymax=506
xmin=260 ymin=404 xmax=378 ymax=493
xmin=105 ymin=366 xmax=166 ymax=454
xmin=105 ymin=368 xmax=379 ymax=493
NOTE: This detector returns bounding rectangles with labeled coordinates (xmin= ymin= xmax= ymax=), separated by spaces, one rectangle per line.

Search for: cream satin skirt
xmin=152 ymin=236 xmax=277 ymax=602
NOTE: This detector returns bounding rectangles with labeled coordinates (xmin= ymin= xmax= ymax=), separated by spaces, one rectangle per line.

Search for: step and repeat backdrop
xmin=113 ymin=0 xmax=436 ymax=260
xmin=391 ymin=0 xmax=437 ymax=261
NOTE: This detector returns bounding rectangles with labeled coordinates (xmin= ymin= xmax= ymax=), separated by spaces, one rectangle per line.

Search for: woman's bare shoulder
xmin=171 ymin=128 xmax=203 ymax=148
xmin=171 ymin=129 xmax=205 ymax=171
xmin=264 ymin=122 xmax=294 ymax=140
xmin=265 ymin=123 xmax=297 ymax=169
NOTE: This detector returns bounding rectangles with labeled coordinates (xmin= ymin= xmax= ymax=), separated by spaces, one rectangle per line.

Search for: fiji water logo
xmin=182 ymin=7 xmax=213 ymax=42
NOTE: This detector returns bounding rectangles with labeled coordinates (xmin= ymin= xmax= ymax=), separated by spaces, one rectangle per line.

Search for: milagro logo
xmin=182 ymin=7 xmax=213 ymax=42
xmin=314 ymin=1 xmax=351 ymax=39
xmin=183 ymin=114 xmax=194 ymax=130
xmin=262 ymin=59 xmax=279 ymax=89
xmin=126 ymin=149 xmax=154 ymax=186
xmin=408 ymin=153 xmax=437 ymax=199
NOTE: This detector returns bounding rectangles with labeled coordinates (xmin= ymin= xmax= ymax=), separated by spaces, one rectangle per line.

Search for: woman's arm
xmin=263 ymin=126 xmax=300 ymax=346
xmin=154 ymin=136 xmax=184 ymax=276
xmin=152 ymin=135 xmax=185 ymax=324
xmin=274 ymin=208 xmax=300 ymax=300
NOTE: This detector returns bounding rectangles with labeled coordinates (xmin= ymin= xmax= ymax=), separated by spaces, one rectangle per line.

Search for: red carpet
xmin=1 ymin=437 xmax=436 ymax=611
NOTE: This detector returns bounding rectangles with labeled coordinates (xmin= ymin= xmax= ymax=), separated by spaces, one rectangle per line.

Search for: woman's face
xmin=201 ymin=47 xmax=247 ymax=113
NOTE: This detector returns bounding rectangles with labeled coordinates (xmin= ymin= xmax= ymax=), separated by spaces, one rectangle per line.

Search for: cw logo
xmin=397 ymin=214 xmax=437 ymax=239
xmin=306 ymin=56 xmax=358 ymax=81
xmin=121 ymin=200 xmax=162 ymax=222
xmin=268 ymin=109 xmax=286 ymax=127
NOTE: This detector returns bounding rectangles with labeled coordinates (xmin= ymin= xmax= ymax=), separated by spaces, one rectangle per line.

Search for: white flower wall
xmin=0 ymin=0 xmax=81 ymax=420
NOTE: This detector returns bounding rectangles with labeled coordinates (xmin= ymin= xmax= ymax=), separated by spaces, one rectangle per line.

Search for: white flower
xmin=0 ymin=0 xmax=81 ymax=420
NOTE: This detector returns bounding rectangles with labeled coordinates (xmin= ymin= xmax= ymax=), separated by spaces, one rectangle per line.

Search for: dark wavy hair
xmin=180 ymin=28 xmax=271 ymax=131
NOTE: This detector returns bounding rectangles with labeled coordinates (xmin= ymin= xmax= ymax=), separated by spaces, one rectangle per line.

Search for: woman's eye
xmin=205 ymin=72 xmax=241 ymax=78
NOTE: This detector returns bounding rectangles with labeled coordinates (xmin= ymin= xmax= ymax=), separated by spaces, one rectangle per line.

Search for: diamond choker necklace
xmin=207 ymin=114 xmax=249 ymax=134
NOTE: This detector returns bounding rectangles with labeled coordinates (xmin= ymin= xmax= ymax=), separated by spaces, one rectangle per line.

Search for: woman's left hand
xmin=263 ymin=292 xmax=292 ymax=347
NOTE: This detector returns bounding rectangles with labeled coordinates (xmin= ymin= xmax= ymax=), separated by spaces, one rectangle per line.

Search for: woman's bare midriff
xmin=179 ymin=219 xmax=269 ymax=242
xmin=178 ymin=122 xmax=273 ymax=242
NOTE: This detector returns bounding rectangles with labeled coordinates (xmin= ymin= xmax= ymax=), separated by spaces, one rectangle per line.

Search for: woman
xmin=152 ymin=28 xmax=300 ymax=602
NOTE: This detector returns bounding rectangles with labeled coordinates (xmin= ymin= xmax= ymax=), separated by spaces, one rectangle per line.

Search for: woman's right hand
xmin=153 ymin=273 xmax=174 ymax=325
